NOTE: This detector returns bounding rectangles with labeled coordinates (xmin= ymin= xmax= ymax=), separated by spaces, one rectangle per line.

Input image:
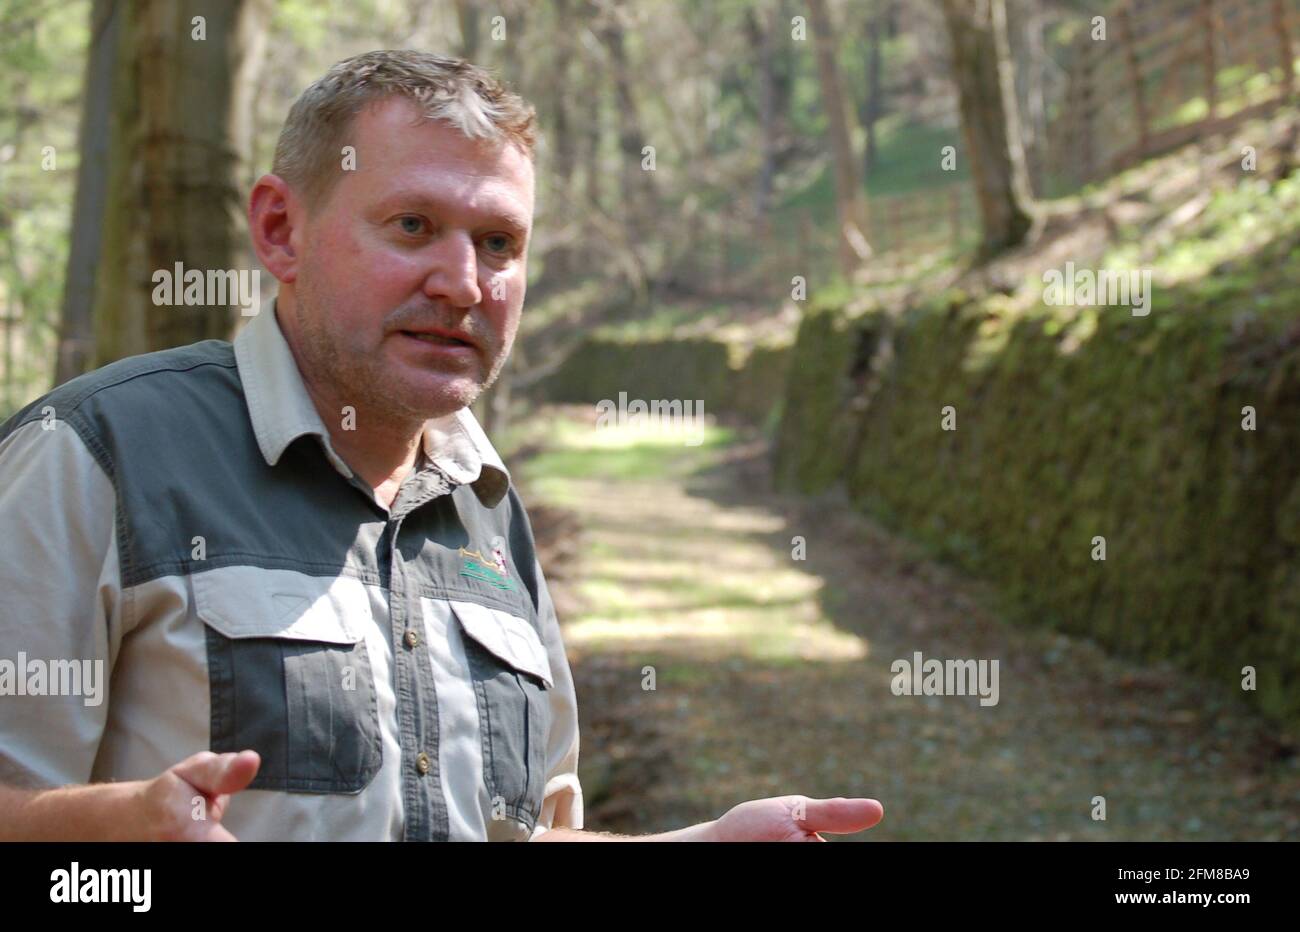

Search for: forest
xmin=1 ymin=0 xmax=1298 ymax=843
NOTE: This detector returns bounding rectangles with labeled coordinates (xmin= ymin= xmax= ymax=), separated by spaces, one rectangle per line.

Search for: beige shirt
xmin=0 ymin=299 xmax=582 ymax=841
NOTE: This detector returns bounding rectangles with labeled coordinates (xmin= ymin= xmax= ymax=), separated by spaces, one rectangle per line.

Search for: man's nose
xmin=420 ymin=231 xmax=482 ymax=309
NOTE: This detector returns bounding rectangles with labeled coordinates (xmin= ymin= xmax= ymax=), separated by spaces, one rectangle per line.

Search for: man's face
xmin=290 ymin=96 xmax=534 ymax=424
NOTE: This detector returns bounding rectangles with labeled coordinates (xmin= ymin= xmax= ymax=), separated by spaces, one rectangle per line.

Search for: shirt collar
xmin=232 ymin=295 xmax=512 ymax=508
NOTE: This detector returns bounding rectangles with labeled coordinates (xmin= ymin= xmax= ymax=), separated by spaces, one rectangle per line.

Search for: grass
xmin=517 ymin=415 xmax=735 ymax=485
xmin=518 ymin=405 xmax=1300 ymax=840
xmin=515 ymin=408 xmax=867 ymax=663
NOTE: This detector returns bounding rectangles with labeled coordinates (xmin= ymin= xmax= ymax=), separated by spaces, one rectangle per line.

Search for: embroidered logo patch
xmin=458 ymin=535 xmax=516 ymax=591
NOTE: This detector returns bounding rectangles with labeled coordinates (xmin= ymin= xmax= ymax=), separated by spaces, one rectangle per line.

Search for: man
xmin=0 ymin=50 xmax=884 ymax=841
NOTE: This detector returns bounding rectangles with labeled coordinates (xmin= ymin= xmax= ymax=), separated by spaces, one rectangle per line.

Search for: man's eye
xmin=483 ymin=234 xmax=513 ymax=254
xmin=398 ymin=216 xmax=425 ymax=235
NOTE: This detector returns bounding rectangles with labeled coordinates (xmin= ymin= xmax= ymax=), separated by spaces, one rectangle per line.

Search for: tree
xmin=746 ymin=0 xmax=780 ymax=228
xmin=89 ymin=0 xmax=268 ymax=368
xmin=596 ymin=1 xmax=656 ymax=238
xmin=545 ymin=0 xmax=577 ymax=279
xmin=808 ymin=0 xmax=871 ymax=278
xmin=858 ymin=1 xmax=888 ymax=182
xmin=54 ymin=0 xmax=119 ymax=386
xmin=454 ymin=0 xmax=480 ymax=62
xmin=939 ymin=0 xmax=1034 ymax=258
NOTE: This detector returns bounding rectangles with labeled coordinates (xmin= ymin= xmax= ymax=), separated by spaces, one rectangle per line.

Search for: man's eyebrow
xmin=380 ymin=189 xmax=530 ymax=233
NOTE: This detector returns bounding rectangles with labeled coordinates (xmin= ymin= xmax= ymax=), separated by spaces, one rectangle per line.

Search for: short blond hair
xmin=272 ymin=49 xmax=537 ymax=207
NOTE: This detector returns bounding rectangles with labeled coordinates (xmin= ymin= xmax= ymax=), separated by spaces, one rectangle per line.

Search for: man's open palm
xmin=708 ymin=795 xmax=884 ymax=842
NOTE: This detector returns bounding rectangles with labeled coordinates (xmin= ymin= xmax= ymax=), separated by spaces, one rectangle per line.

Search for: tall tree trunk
xmin=939 ymin=0 xmax=1034 ymax=258
xmin=546 ymin=0 xmax=576 ymax=279
xmin=747 ymin=1 xmax=779 ymax=228
xmin=860 ymin=5 xmax=885 ymax=183
xmin=92 ymin=0 xmax=268 ymax=367
xmin=1021 ymin=0 xmax=1047 ymax=195
xmin=771 ymin=0 xmax=795 ymax=159
xmin=54 ymin=0 xmax=119 ymax=386
xmin=579 ymin=0 xmax=604 ymax=214
xmin=583 ymin=74 xmax=603 ymax=212
xmin=597 ymin=4 xmax=655 ymax=236
xmin=455 ymin=0 xmax=480 ymax=62
xmin=808 ymin=0 xmax=871 ymax=276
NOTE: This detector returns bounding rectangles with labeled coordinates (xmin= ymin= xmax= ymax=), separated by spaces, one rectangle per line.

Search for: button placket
xmin=384 ymin=518 xmax=428 ymax=839
xmin=389 ymin=464 xmax=455 ymax=841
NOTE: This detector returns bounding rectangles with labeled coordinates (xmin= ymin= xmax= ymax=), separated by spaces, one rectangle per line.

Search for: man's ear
xmin=248 ymin=174 xmax=304 ymax=284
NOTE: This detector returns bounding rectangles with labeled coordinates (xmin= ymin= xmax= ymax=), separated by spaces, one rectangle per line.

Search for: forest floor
xmin=506 ymin=404 xmax=1300 ymax=841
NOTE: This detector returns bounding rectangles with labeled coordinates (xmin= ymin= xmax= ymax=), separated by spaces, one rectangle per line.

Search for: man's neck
xmin=274 ymin=299 xmax=426 ymax=508
xmin=325 ymin=408 xmax=424 ymax=509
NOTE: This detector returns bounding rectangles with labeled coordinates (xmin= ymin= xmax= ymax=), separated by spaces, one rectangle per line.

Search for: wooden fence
xmin=784 ymin=0 xmax=1300 ymax=262
xmin=1049 ymin=0 xmax=1300 ymax=188
xmin=742 ymin=186 xmax=980 ymax=281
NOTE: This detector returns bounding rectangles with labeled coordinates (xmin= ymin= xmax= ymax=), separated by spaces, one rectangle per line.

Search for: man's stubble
xmin=290 ymin=256 xmax=515 ymax=430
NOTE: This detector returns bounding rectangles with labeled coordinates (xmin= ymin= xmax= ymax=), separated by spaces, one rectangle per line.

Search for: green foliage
xmin=538 ymin=332 xmax=791 ymax=428
xmin=542 ymin=336 xmax=733 ymax=407
xmin=771 ymin=290 xmax=880 ymax=493
xmin=775 ymin=227 xmax=1300 ymax=727
xmin=0 ymin=0 xmax=89 ymax=416
xmin=522 ymin=425 xmax=734 ymax=485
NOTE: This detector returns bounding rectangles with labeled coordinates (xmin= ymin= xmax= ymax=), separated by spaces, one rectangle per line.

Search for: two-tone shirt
xmin=0 ymin=298 xmax=582 ymax=841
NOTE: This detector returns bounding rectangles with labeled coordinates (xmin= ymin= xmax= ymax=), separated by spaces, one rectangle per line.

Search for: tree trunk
xmin=808 ymin=0 xmax=871 ymax=276
xmin=546 ymin=0 xmax=576 ymax=279
xmin=597 ymin=5 xmax=655 ymax=236
xmin=583 ymin=75 xmax=603 ymax=212
xmin=455 ymin=0 xmax=480 ymax=62
xmin=54 ymin=0 xmax=119 ymax=386
xmin=771 ymin=0 xmax=795 ymax=158
xmin=860 ymin=4 xmax=886 ymax=182
xmin=747 ymin=1 xmax=779 ymax=228
xmin=1022 ymin=0 xmax=1047 ymax=195
xmin=939 ymin=0 xmax=1034 ymax=258
xmin=92 ymin=0 xmax=268 ymax=367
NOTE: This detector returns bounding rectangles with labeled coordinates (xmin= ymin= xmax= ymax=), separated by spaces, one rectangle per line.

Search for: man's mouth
xmin=399 ymin=329 xmax=477 ymax=350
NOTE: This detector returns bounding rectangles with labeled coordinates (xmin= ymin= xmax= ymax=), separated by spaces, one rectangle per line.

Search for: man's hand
xmin=0 ymin=749 xmax=261 ymax=841
xmin=702 ymin=795 xmax=884 ymax=842
xmin=138 ymin=750 xmax=262 ymax=841
xmin=533 ymin=795 xmax=885 ymax=841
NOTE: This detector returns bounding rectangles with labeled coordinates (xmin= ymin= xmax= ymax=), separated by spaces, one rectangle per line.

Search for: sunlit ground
xmin=518 ymin=413 xmax=867 ymax=662
xmin=505 ymin=405 xmax=1300 ymax=840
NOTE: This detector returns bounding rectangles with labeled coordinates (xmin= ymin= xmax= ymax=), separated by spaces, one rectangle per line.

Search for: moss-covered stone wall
xmin=538 ymin=335 xmax=791 ymax=427
xmin=775 ymin=287 xmax=1300 ymax=726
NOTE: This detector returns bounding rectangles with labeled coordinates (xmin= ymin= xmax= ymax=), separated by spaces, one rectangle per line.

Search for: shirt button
xmin=404 ymin=629 xmax=419 ymax=649
xmin=416 ymin=752 xmax=430 ymax=775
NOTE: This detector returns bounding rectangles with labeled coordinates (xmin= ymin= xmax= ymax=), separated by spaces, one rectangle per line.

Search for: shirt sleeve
xmin=528 ymin=552 xmax=583 ymax=838
xmin=0 ymin=415 xmax=122 ymax=789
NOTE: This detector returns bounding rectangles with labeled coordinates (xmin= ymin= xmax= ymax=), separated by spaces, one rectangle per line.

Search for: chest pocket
xmin=195 ymin=572 xmax=383 ymax=794
xmin=451 ymin=600 xmax=553 ymax=831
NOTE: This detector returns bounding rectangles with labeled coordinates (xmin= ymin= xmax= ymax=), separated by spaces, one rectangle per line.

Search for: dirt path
xmin=511 ymin=405 xmax=1300 ymax=840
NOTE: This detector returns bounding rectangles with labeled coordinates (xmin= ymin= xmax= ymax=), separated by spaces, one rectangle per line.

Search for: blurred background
xmin=2 ymin=0 xmax=1299 ymax=839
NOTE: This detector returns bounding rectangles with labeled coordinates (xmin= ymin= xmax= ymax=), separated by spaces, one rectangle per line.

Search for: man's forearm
xmin=531 ymin=820 xmax=718 ymax=842
xmin=0 ymin=780 xmax=145 ymax=841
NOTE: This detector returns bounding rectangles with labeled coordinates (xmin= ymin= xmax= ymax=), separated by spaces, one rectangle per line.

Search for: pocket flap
xmin=194 ymin=568 xmax=368 ymax=645
xmin=451 ymin=600 xmax=553 ymax=688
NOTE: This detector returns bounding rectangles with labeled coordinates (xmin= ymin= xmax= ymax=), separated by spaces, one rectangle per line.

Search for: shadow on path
xmin=516 ymin=406 xmax=1300 ymax=840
